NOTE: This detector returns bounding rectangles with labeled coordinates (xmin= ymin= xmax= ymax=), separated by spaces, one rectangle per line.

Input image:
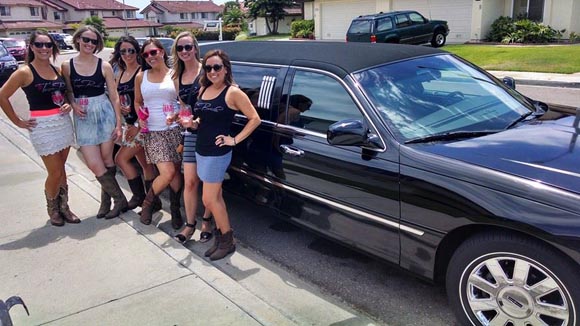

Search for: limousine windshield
xmin=354 ymin=54 xmax=534 ymax=142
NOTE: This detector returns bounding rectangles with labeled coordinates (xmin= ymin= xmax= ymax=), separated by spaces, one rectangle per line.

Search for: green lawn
xmin=443 ymin=44 xmax=580 ymax=74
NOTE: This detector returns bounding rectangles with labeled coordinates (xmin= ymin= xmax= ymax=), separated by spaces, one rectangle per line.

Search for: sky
xmin=123 ymin=0 xmax=228 ymax=14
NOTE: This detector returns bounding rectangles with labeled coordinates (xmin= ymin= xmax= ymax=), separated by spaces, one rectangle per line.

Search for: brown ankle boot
xmin=96 ymin=172 xmax=128 ymax=220
xmin=143 ymin=180 xmax=162 ymax=214
xmin=59 ymin=184 xmax=80 ymax=223
xmin=127 ymin=176 xmax=145 ymax=210
xmin=210 ymin=229 xmax=236 ymax=261
xmin=45 ymin=191 xmax=64 ymax=227
xmin=140 ymin=188 xmax=158 ymax=225
xmin=169 ymin=187 xmax=183 ymax=230
xmin=204 ymin=229 xmax=221 ymax=257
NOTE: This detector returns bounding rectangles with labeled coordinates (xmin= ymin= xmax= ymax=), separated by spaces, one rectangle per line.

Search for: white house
xmin=248 ymin=6 xmax=303 ymax=36
xmin=0 ymin=0 xmax=66 ymax=37
xmin=141 ymin=0 xmax=222 ymax=32
xmin=300 ymin=0 xmax=580 ymax=43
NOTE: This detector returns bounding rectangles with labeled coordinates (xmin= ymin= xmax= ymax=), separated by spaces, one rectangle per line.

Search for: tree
xmin=219 ymin=1 xmax=245 ymax=27
xmin=82 ymin=16 xmax=108 ymax=39
xmin=244 ymin=0 xmax=293 ymax=34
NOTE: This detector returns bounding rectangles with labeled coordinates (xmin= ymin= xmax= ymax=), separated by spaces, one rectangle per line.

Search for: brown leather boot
xmin=210 ymin=229 xmax=236 ymax=261
xmin=127 ymin=175 xmax=145 ymax=210
xmin=45 ymin=191 xmax=64 ymax=227
xmin=140 ymin=188 xmax=158 ymax=225
xmin=204 ymin=228 xmax=221 ymax=257
xmin=144 ymin=179 xmax=162 ymax=214
xmin=169 ymin=187 xmax=183 ymax=230
xmin=97 ymin=167 xmax=115 ymax=218
xmin=59 ymin=184 xmax=80 ymax=223
xmin=96 ymin=172 xmax=128 ymax=219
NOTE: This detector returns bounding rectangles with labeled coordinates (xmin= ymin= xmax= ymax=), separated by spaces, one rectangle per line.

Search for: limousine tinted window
xmin=232 ymin=64 xmax=280 ymax=121
xmin=285 ymin=70 xmax=363 ymax=134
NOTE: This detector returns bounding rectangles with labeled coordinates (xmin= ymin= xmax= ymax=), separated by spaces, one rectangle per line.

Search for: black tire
xmin=431 ymin=31 xmax=446 ymax=47
xmin=446 ymin=232 xmax=579 ymax=326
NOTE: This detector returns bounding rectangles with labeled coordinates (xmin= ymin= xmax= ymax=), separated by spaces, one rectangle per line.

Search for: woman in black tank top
xmin=110 ymin=36 xmax=158 ymax=214
xmin=193 ymin=50 xmax=261 ymax=260
xmin=62 ymin=26 xmax=128 ymax=220
xmin=0 ymin=30 xmax=79 ymax=226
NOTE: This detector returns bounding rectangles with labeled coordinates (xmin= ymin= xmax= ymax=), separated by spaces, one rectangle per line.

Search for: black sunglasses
xmin=176 ymin=44 xmax=194 ymax=52
xmin=142 ymin=49 xmax=160 ymax=59
xmin=120 ymin=48 xmax=136 ymax=55
xmin=204 ymin=64 xmax=223 ymax=72
xmin=81 ymin=37 xmax=98 ymax=45
xmin=33 ymin=42 xmax=54 ymax=49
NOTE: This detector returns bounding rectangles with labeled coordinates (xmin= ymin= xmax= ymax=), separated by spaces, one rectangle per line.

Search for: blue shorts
xmin=196 ymin=151 xmax=232 ymax=183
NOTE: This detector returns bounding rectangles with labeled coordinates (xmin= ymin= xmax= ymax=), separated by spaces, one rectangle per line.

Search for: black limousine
xmin=199 ymin=41 xmax=580 ymax=326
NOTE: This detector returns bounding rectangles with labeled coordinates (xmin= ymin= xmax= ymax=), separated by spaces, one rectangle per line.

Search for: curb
xmin=512 ymin=79 xmax=580 ymax=88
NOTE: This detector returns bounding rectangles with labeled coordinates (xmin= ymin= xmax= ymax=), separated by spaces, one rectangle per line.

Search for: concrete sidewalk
xmin=0 ymin=118 xmax=379 ymax=325
xmin=489 ymin=70 xmax=580 ymax=88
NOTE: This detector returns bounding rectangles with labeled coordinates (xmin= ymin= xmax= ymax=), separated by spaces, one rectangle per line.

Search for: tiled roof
xmin=102 ymin=17 xmax=162 ymax=28
xmin=2 ymin=0 xmax=43 ymax=6
xmin=0 ymin=20 xmax=66 ymax=30
xmin=50 ymin=0 xmax=137 ymax=11
xmin=142 ymin=1 xmax=222 ymax=14
xmin=165 ymin=21 xmax=204 ymax=29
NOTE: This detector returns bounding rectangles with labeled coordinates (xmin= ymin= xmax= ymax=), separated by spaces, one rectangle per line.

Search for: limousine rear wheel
xmin=446 ymin=232 xmax=579 ymax=326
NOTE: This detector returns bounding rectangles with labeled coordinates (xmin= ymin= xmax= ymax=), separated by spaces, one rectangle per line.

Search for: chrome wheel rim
xmin=463 ymin=254 xmax=571 ymax=326
xmin=436 ymin=34 xmax=444 ymax=45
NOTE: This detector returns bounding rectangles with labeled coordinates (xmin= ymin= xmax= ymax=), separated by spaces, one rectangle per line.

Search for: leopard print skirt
xmin=143 ymin=127 xmax=182 ymax=164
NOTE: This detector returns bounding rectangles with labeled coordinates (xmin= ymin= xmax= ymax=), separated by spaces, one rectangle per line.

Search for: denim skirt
xmin=196 ymin=151 xmax=232 ymax=183
xmin=73 ymin=93 xmax=116 ymax=146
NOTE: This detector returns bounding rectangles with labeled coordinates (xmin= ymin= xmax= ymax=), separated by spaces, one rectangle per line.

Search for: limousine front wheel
xmin=446 ymin=232 xmax=579 ymax=326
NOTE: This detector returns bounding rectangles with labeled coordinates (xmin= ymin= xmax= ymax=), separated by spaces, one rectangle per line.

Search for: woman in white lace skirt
xmin=0 ymin=30 xmax=79 ymax=226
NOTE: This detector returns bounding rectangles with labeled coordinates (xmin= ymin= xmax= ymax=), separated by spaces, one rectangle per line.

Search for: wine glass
xmin=52 ymin=90 xmax=65 ymax=112
xmin=76 ymin=95 xmax=88 ymax=120
xmin=137 ymin=106 xmax=149 ymax=133
xmin=120 ymin=94 xmax=135 ymax=122
xmin=179 ymin=105 xmax=193 ymax=135
xmin=163 ymin=103 xmax=175 ymax=125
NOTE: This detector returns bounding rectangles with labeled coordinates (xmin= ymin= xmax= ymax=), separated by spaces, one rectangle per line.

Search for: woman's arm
xmin=222 ymin=87 xmax=261 ymax=147
xmin=103 ymin=61 xmax=122 ymax=127
xmin=61 ymin=60 xmax=85 ymax=118
xmin=0 ymin=67 xmax=37 ymax=130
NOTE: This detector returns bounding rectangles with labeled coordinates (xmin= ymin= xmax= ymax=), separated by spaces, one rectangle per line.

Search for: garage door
xmin=393 ymin=0 xmax=472 ymax=43
xmin=320 ymin=0 xmax=375 ymax=40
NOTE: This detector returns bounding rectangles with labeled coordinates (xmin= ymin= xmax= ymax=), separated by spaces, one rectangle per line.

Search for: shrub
xmin=489 ymin=16 xmax=562 ymax=43
xmin=191 ymin=27 xmax=241 ymax=41
xmin=291 ymin=19 xmax=314 ymax=38
xmin=569 ymin=32 xmax=579 ymax=43
xmin=488 ymin=16 xmax=515 ymax=42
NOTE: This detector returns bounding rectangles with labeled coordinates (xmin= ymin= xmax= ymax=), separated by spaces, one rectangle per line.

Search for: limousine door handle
xmin=280 ymin=145 xmax=305 ymax=157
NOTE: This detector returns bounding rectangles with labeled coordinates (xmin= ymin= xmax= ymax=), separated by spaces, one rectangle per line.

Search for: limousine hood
xmin=420 ymin=115 xmax=580 ymax=194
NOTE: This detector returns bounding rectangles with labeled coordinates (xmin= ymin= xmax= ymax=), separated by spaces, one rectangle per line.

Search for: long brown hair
xmin=171 ymin=31 xmax=200 ymax=80
xmin=140 ymin=38 xmax=170 ymax=70
xmin=109 ymin=36 xmax=142 ymax=71
xmin=199 ymin=49 xmax=234 ymax=88
xmin=25 ymin=30 xmax=59 ymax=64
xmin=72 ymin=25 xmax=104 ymax=53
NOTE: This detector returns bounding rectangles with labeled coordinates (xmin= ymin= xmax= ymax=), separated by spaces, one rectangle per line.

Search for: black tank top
xmin=179 ymin=73 xmax=200 ymax=104
xmin=22 ymin=64 xmax=67 ymax=111
xmin=117 ymin=68 xmax=140 ymax=124
xmin=194 ymin=86 xmax=236 ymax=156
xmin=70 ymin=58 xmax=106 ymax=97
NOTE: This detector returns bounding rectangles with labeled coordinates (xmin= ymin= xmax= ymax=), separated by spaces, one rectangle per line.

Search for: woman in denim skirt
xmin=0 ymin=30 xmax=79 ymax=226
xmin=62 ymin=26 xmax=128 ymax=219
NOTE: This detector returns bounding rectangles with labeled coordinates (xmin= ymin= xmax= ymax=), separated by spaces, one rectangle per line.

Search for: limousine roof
xmin=198 ymin=41 xmax=445 ymax=78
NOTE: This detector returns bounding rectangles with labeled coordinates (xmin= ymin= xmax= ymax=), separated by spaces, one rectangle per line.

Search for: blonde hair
xmin=171 ymin=31 xmax=201 ymax=80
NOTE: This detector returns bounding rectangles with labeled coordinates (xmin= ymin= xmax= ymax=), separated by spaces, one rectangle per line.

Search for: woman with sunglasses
xmin=62 ymin=26 xmax=128 ymax=219
xmin=135 ymin=38 xmax=183 ymax=228
xmin=0 ymin=30 xmax=79 ymax=226
xmin=109 ymin=36 xmax=159 ymax=213
xmin=170 ymin=31 xmax=213 ymax=244
xmin=194 ymin=50 xmax=261 ymax=260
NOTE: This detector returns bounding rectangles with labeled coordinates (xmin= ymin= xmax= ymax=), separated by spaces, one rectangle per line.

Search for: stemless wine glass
xmin=162 ymin=103 xmax=174 ymax=125
xmin=179 ymin=104 xmax=193 ymax=135
xmin=137 ymin=106 xmax=149 ymax=133
xmin=77 ymin=95 xmax=88 ymax=120
xmin=52 ymin=90 xmax=65 ymax=112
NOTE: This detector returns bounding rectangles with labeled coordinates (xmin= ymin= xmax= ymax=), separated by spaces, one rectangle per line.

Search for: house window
xmin=201 ymin=12 xmax=208 ymax=19
xmin=90 ymin=10 xmax=98 ymax=17
xmin=126 ymin=10 xmax=135 ymax=18
xmin=191 ymin=12 xmax=196 ymax=19
xmin=53 ymin=11 xmax=61 ymax=20
xmin=30 ymin=7 xmax=40 ymax=16
xmin=0 ymin=6 xmax=10 ymax=16
xmin=513 ymin=0 xmax=544 ymax=21
xmin=111 ymin=11 xmax=116 ymax=16
xmin=180 ymin=13 xmax=187 ymax=20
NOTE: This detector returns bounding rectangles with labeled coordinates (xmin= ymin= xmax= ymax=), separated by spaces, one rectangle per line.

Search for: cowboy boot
xmin=169 ymin=187 xmax=183 ymax=230
xmin=210 ymin=229 xmax=236 ymax=261
xmin=140 ymin=188 xmax=158 ymax=225
xmin=127 ymin=175 xmax=146 ymax=210
xmin=59 ymin=184 xmax=80 ymax=223
xmin=144 ymin=179 xmax=162 ymax=214
xmin=204 ymin=228 xmax=222 ymax=257
xmin=97 ymin=166 xmax=116 ymax=218
xmin=45 ymin=190 xmax=64 ymax=227
xmin=96 ymin=172 xmax=128 ymax=219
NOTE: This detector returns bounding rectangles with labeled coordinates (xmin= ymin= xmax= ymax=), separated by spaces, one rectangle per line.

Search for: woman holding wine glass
xmin=0 ymin=30 xmax=79 ymax=226
xmin=171 ymin=31 xmax=213 ymax=244
xmin=62 ymin=26 xmax=128 ymax=219
xmin=135 ymin=38 xmax=183 ymax=228
xmin=110 ymin=36 xmax=158 ymax=212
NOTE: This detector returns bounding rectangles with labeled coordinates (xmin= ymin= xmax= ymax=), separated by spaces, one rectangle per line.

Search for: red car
xmin=0 ymin=38 xmax=26 ymax=61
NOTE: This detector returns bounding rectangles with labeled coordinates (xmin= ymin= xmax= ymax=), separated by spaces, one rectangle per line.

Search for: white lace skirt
xmin=29 ymin=112 xmax=75 ymax=156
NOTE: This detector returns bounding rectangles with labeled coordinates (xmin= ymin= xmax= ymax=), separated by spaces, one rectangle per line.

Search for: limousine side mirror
xmin=502 ymin=76 xmax=516 ymax=90
xmin=327 ymin=119 xmax=381 ymax=149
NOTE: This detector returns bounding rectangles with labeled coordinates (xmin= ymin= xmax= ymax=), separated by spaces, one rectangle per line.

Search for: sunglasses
xmin=176 ymin=44 xmax=194 ymax=52
xmin=33 ymin=42 xmax=54 ymax=49
xmin=204 ymin=64 xmax=224 ymax=72
xmin=81 ymin=36 xmax=98 ymax=45
xmin=142 ymin=49 xmax=161 ymax=59
xmin=120 ymin=48 xmax=136 ymax=55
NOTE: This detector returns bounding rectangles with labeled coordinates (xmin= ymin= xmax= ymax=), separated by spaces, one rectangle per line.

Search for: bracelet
xmin=233 ymin=137 xmax=237 ymax=146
